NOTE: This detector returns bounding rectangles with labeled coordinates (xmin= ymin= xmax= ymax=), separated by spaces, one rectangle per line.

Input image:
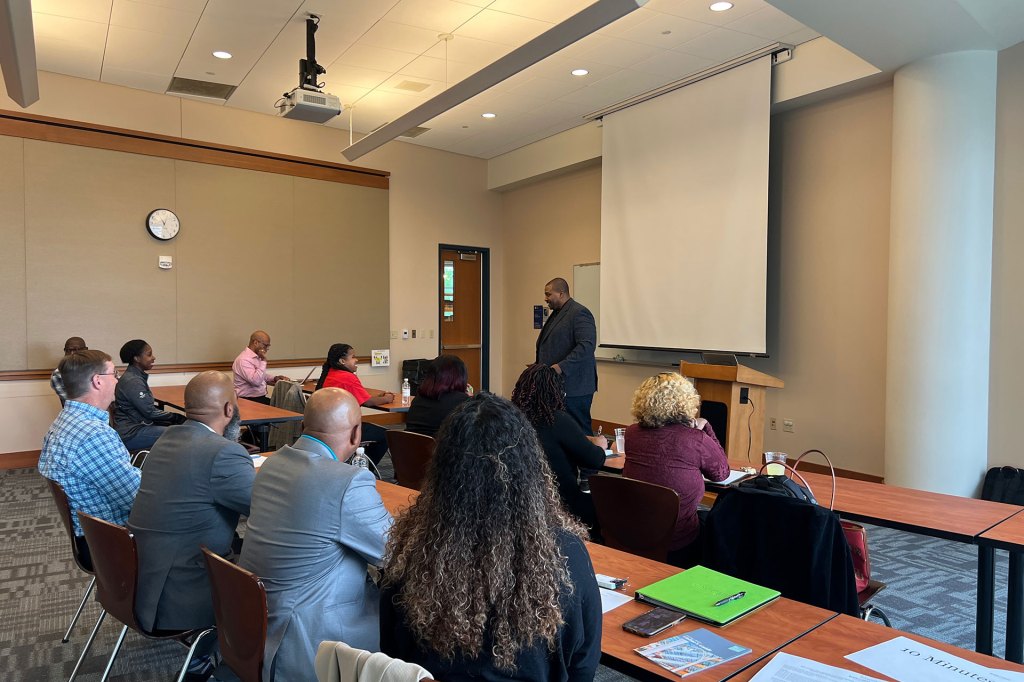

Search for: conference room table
xmin=301 ymin=380 xmax=411 ymax=413
xmin=978 ymin=509 xmax=1024 ymax=663
xmin=373 ymin=480 xmax=837 ymax=681
xmin=601 ymin=452 xmax=1022 ymax=657
xmin=150 ymin=385 xmax=303 ymax=453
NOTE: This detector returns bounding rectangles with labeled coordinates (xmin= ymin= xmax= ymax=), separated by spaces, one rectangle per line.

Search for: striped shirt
xmin=39 ymin=400 xmax=140 ymax=536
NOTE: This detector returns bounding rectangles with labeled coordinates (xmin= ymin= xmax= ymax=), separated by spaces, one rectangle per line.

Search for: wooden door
xmin=440 ymin=248 xmax=483 ymax=391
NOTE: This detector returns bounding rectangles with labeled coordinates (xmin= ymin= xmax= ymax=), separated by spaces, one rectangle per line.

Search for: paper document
xmin=750 ymin=652 xmax=883 ymax=682
xmin=251 ymin=455 xmax=267 ymax=469
xmin=846 ymin=636 xmax=1024 ymax=682
xmin=600 ymin=588 xmax=632 ymax=614
xmin=704 ymin=469 xmax=751 ymax=486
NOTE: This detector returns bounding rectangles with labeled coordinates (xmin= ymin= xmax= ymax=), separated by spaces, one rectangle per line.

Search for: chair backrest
xmin=44 ymin=478 xmax=92 ymax=574
xmin=77 ymin=512 xmax=143 ymax=630
xmin=202 ymin=547 xmax=267 ymax=682
xmin=703 ymin=487 xmax=860 ymax=615
xmin=588 ymin=475 xmax=680 ymax=562
xmin=386 ymin=431 xmax=435 ymax=491
xmin=269 ymin=381 xmax=305 ymax=450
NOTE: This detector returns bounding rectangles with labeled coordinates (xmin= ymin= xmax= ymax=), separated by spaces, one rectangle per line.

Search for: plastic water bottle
xmin=351 ymin=446 xmax=369 ymax=470
xmin=401 ymin=378 xmax=411 ymax=406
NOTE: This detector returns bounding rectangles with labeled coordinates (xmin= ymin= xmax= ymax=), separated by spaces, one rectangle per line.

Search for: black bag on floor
xmin=982 ymin=466 xmax=1024 ymax=504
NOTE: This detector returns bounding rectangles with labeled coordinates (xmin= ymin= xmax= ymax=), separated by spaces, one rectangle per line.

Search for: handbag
xmin=841 ymin=519 xmax=871 ymax=594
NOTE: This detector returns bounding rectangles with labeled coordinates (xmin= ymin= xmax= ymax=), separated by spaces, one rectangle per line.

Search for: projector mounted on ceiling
xmin=276 ymin=14 xmax=341 ymax=124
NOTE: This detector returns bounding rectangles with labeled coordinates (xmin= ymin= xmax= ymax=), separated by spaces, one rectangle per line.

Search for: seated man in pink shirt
xmin=232 ymin=330 xmax=290 ymax=405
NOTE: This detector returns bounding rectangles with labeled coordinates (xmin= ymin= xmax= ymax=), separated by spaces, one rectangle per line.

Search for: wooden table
xmin=372 ymin=480 xmax=836 ymax=681
xmin=151 ymin=385 xmax=303 ymax=452
xmin=728 ymin=613 xmax=1024 ymax=680
xmin=978 ymin=509 xmax=1024 ymax=662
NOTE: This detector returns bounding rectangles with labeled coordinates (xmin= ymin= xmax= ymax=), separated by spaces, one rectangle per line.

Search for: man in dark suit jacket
xmin=128 ymin=370 xmax=255 ymax=676
xmin=536 ymin=277 xmax=598 ymax=434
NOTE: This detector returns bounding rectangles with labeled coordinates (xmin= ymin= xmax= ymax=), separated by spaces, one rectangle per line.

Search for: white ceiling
xmin=26 ymin=0 xmax=818 ymax=159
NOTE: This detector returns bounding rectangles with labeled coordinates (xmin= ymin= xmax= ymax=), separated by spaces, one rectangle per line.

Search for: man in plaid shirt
xmin=39 ymin=349 xmax=141 ymax=566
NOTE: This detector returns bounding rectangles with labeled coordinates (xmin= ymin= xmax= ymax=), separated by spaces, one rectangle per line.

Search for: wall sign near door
xmin=534 ymin=305 xmax=545 ymax=329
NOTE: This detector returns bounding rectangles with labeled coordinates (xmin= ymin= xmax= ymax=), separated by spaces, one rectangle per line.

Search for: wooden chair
xmin=385 ymin=431 xmax=435 ymax=490
xmin=43 ymin=479 xmax=96 ymax=643
xmin=71 ymin=513 xmax=216 ymax=682
xmin=202 ymin=547 xmax=267 ymax=682
xmin=587 ymin=475 xmax=680 ymax=562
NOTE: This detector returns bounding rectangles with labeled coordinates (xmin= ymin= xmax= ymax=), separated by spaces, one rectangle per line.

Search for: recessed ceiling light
xmin=709 ymin=2 xmax=734 ymax=11
xmin=481 ymin=112 xmax=496 ymax=119
xmin=212 ymin=50 xmax=232 ymax=59
xmin=571 ymin=68 xmax=589 ymax=76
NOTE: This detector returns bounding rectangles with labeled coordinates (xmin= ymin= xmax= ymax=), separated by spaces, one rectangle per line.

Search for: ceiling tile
xmin=598 ymin=6 xmax=661 ymax=38
xmin=101 ymin=65 xmax=173 ymax=93
xmin=336 ymin=43 xmax=420 ymax=73
xmin=110 ymin=0 xmax=200 ymax=38
xmin=423 ymin=34 xmax=511 ymax=66
xmin=121 ymin=0 xmax=207 ymax=12
xmin=487 ymin=0 xmax=594 ymax=24
xmin=347 ymin=89 xmax=431 ymax=132
xmin=32 ymin=14 xmax=108 ymax=80
xmin=505 ymin=76 xmax=588 ymax=101
xmin=328 ymin=64 xmax=394 ymax=90
xmin=725 ymin=5 xmax=806 ymax=39
xmin=359 ymin=20 xmax=446 ymax=54
xmin=779 ymin=26 xmax=820 ymax=45
xmin=674 ymin=26 xmax=772 ymax=61
xmin=522 ymin=55 xmax=619 ymax=84
xmin=455 ymin=9 xmax=551 ymax=46
xmin=556 ymin=68 xmax=668 ymax=108
xmin=32 ymin=0 xmax=113 ymax=24
xmin=383 ymin=0 xmax=482 ymax=33
xmin=565 ymin=34 xmax=663 ymax=69
xmin=646 ymin=0 xmax=765 ymax=26
xmin=615 ymin=12 xmax=715 ymax=49
xmin=377 ymin=73 xmax=447 ymax=98
xmin=631 ymin=47 xmax=714 ymax=77
xmin=105 ymin=26 xmax=190 ymax=75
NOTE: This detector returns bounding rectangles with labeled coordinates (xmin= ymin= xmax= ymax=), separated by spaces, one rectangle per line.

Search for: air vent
xmin=395 ymin=80 xmax=430 ymax=93
xmin=400 ymin=126 xmax=431 ymax=138
xmin=166 ymin=77 xmax=237 ymax=100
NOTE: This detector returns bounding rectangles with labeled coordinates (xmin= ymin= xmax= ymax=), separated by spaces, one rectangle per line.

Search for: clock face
xmin=146 ymin=209 xmax=180 ymax=241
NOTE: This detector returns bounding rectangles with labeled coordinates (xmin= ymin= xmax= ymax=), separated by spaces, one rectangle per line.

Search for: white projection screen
xmin=600 ymin=56 xmax=771 ymax=355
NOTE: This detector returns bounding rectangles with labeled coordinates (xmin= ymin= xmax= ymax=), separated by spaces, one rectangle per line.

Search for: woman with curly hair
xmin=511 ymin=364 xmax=607 ymax=536
xmin=380 ymin=392 xmax=602 ymax=681
xmin=625 ymin=372 xmax=730 ymax=568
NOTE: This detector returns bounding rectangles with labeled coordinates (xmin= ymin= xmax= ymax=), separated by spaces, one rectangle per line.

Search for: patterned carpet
xmin=0 ymin=466 xmax=1011 ymax=681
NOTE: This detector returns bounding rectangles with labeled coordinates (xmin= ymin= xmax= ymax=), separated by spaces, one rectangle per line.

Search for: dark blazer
xmin=536 ymin=298 xmax=598 ymax=397
xmin=128 ymin=419 xmax=255 ymax=631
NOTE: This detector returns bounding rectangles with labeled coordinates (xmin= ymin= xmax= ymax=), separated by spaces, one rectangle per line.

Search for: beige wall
xmin=0 ymin=71 xmax=502 ymax=454
xmin=501 ymin=82 xmax=894 ymax=476
xmin=989 ymin=40 xmax=1024 ymax=469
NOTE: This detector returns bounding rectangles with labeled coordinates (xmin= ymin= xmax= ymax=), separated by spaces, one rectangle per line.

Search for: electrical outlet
xmin=401 ymin=329 xmax=409 ymax=339
xmin=411 ymin=329 xmax=416 ymax=338
xmin=769 ymin=418 xmax=777 ymax=430
xmin=740 ymin=387 xmax=749 ymax=404
xmin=390 ymin=330 xmax=398 ymax=340
xmin=783 ymin=419 xmax=794 ymax=433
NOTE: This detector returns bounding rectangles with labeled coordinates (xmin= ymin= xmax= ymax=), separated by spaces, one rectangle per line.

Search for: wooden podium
xmin=680 ymin=362 xmax=784 ymax=462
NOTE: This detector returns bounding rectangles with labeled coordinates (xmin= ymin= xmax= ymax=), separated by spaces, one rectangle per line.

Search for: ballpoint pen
xmin=713 ymin=591 xmax=745 ymax=607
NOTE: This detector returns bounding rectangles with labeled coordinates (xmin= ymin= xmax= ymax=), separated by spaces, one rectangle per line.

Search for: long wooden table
xmin=151 ymin=385 xmax=303 ymax=452
xmin=302 ymin=380 xmax=411 ymax=413
xmin=601 ymin=452 xmax=1022 ymax=656
xmin=728 ymin=613 xmax=1024 ymax=680
xmin=373 ymin=481 xmax=836 ymax=681
xmin=978 ymin=509 xmax=1024 ymax=662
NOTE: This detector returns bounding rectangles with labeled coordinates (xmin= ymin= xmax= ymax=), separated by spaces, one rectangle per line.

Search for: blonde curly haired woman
xmin=624 ymin=372 xmax=729 ymax=568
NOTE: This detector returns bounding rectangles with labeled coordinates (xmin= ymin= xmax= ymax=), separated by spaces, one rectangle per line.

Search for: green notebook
xmin=635 ymin=566 xmax=780 ymax=626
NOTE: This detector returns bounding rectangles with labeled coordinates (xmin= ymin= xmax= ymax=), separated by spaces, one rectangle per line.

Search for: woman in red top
xmin=623 ymin=372 xmax=730 ymax=568
xmin=314 ymin=343 xmax=395 ymax=467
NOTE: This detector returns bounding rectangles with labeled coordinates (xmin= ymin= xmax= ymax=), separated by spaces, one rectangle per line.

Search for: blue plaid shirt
xmin=39 ymin=400 xmax=141 ymax=536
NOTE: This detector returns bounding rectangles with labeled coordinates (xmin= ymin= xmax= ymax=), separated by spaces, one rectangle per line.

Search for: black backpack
xmin=982 ymin=466 xmax=1024 ymax=505
xmin=738 ymin=474 xmax=818 ymax=505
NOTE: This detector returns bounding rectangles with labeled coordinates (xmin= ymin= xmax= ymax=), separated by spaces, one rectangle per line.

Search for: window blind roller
xmin=599 ymin=56 xmax=771 ymax=354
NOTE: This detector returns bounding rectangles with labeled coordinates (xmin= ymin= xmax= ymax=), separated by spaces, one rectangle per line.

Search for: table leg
xmin=1007 ymin=551 xmax=1024 ymax=663
xmin=254 ymin=424 xmax=269 ymax=453
xmin=977 ymin=545 xmax=995 ymax=655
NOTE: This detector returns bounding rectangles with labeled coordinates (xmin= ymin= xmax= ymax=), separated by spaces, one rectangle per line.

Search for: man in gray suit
xmin=537 ymin=277 xmax=598 ymax=434
xmin=240 ymin=387 xmax=392 ymax=682
xmin=128 ymin=371 xmax=255 ymax=677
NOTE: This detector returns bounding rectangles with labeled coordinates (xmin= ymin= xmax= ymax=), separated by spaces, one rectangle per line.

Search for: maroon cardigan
xmin=623 ymin=421 xmax=730 ymax=550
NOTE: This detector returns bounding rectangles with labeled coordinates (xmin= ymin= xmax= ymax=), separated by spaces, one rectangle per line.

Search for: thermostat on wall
xmin=158 ymin=256 xmax=173 ymax=270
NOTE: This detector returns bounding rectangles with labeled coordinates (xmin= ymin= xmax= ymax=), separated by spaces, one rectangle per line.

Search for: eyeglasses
xmin=97 ymin=370 xmax=121 ymax=380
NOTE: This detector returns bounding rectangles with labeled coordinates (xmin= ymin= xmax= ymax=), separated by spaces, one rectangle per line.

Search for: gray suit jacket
xmin=536 ymin=297 xmax=598 ymax=397
xmin=239 ymin=437 xmax=392 ymax=682
xmin=128 ymin=419 xmax=255 ymax=631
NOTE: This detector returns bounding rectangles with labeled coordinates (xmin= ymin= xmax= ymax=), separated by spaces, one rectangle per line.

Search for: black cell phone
xmin=622 ymin=607 xmax=687 ymax=637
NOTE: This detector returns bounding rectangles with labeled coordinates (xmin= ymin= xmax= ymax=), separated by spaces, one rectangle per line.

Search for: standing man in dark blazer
xmin=536 ymin=277 xmax=598 ymax=434
xmin=129 ymin=371 xmax=255 ymax=679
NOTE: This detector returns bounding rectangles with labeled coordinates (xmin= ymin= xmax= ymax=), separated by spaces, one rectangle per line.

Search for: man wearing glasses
xmin=50 ymin=336 xmax=88 ymax=406
xmin=232 ymin=330 xmax=290 ymax=405
xmin=39 ymin=350 xmax=141 ymax=567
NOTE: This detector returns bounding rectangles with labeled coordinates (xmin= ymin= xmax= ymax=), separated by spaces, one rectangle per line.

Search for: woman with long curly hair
xmin=625 ymin=372 xmax=730 ymax=568
xmin=511 ymin=363 xmax=607 ymax=536
xmin=379 ymin=392 xmax=602 ymax=680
